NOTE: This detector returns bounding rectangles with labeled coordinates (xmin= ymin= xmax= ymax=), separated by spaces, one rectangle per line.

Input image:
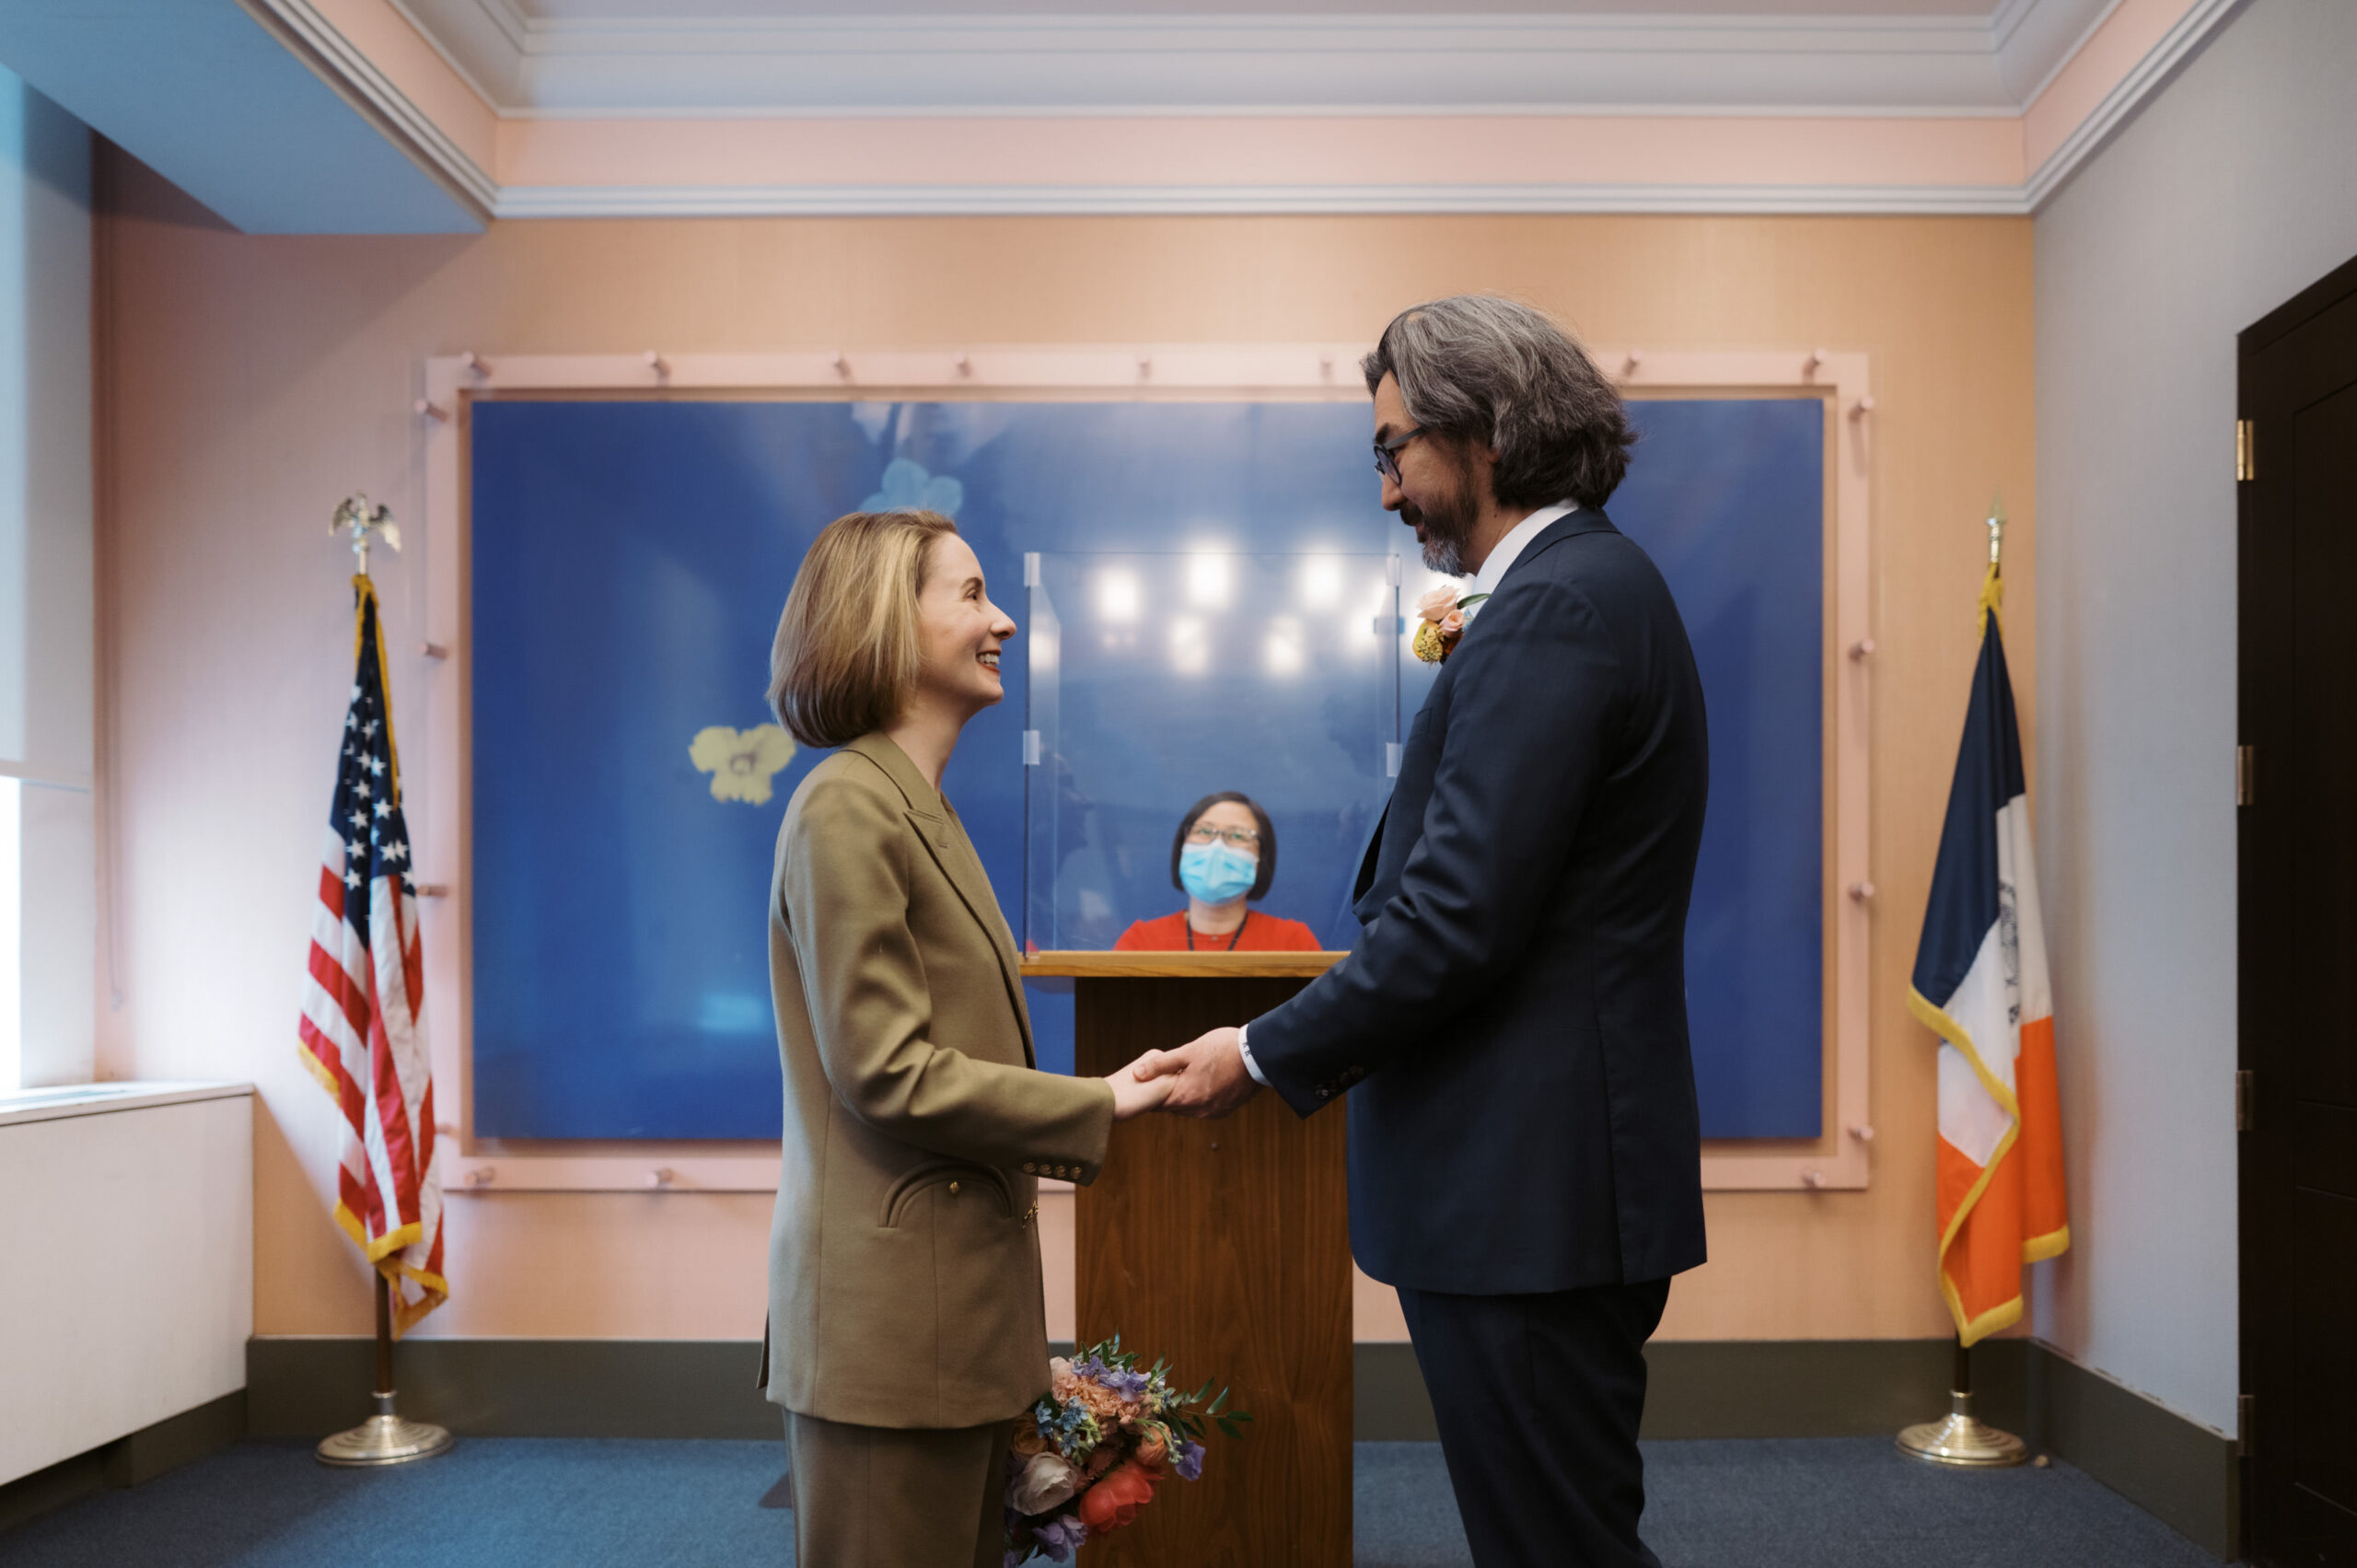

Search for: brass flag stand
xmin=311 ymin=494 xmax=453 ymax=1469
xmin=316 ymin=1272 xmax=455 ymax=1468
xmin=1898 ymin=1337 xmax=2027 ymax=1469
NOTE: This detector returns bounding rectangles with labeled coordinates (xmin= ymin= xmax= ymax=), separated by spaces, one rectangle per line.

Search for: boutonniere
xmin=1411 ymin=586 xmax=1492 ymax=664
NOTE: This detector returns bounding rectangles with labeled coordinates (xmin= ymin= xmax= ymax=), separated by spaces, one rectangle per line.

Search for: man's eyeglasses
xmin=1374 ymin=426 xmax=1426 ymax=484
xmin=1185 ymin=824 xmax=1261 ymax=850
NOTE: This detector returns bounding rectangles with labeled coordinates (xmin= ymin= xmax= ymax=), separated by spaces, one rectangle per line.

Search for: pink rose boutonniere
xmin=1411 ymin=586 xmax=1492 ymax=664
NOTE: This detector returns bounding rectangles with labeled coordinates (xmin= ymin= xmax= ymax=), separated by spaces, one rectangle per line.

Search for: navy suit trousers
xmin=1398 ymin=1279 xmax=1672 ymax=1568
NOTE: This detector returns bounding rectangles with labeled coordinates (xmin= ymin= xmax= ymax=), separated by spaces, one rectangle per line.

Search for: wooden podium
xmin=1023 ymin=951 xmax=1353 ymax=1568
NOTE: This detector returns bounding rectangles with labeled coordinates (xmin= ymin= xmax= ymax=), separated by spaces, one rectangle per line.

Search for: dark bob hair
xmin=1169 ymin=792 xmax=1277 ymax=902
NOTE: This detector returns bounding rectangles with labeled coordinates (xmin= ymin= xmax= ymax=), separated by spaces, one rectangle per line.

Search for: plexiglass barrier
xmin=1024 ymin=551 xmax=1402 ymax=953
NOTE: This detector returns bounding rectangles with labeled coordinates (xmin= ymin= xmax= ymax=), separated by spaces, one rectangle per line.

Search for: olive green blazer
xmin=761 ymin=732 xmax=1114 ymax=1430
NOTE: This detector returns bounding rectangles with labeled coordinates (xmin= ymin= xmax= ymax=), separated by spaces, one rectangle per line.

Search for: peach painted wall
xmin=94 ymin=150 xmax=2034 ymax=1344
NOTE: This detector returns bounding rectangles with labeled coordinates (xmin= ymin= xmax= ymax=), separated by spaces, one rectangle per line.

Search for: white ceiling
xmin=394 ymin=0 xmax=2106 ymax=116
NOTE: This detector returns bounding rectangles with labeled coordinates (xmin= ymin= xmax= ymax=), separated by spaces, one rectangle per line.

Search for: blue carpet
xmin=0 ymin=1438 xmax=2224 ymax=1566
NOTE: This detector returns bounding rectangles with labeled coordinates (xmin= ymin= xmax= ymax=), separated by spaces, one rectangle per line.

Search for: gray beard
xmin=1413 ymin=481 xmax=1480 ymax=577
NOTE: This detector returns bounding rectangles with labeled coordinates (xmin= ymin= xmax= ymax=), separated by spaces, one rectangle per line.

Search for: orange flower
xmin=1077 ymin=1461 xmax=1161 ymax=1534
xmin=1133 ymin=1431 xmax=1167 ymax=1466
xmin=1010 ymin=1425 xmax=1048 ymax=1458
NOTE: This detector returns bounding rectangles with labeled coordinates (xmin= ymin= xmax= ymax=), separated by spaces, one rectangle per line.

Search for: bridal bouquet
xmin=1002 ymin=1335 xmax=1249 ymax=1564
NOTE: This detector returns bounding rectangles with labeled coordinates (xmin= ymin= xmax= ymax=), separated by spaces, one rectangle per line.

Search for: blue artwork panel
xmin=469 ymin=396 xmax=1822 ymax=1141
xmin=470 ymin=401 xmax=1388 ymax=1137
xmin=1615 ymin=399 xmax=1825 ymax=1138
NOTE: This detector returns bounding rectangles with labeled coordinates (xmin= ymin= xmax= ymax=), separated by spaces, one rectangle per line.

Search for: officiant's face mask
xmin=1179 ymin=842 xmax=1259 ymax=904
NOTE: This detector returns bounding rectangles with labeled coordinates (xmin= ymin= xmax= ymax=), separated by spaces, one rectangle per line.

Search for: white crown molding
xmin=2022 ymin=0 xmax=2243 ymax=208
xmin=396 ymin=0 xmax=2125 ymax=119
xmin=294 ymin=0 xmax=2245 ymax=221
xmin=494 ymin=179 xmax=2035 ymax=219
xmin=247 ymin=0 xmax=499 ymax=213
xmin=1993 ymin=0 xmax=2122 ymax=103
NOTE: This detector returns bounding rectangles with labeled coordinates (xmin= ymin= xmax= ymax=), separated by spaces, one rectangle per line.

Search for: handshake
xmin=1102 ymin=1028 xmax=1260 ymax=1122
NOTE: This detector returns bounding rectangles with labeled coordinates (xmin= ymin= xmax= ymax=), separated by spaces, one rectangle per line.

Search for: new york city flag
xmin=1909 ymin=572 xmax=2069 ymax=1345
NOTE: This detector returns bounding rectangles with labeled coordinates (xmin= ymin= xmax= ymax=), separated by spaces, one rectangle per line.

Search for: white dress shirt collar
xmin=1470 ymin=500 xmax=1579 ymax=598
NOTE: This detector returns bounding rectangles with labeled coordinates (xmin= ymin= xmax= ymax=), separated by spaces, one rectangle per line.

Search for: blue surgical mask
xmin=1179 ymin=842 xmax=1258 ymax=904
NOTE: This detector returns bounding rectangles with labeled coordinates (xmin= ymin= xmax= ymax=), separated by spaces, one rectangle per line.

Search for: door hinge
xmin=2236 ymin=745 xmax=2256 ymax=806
xmin=2238 ymin=1392 xmax=2255 ymax=1457
xmin=2235 ymin=1068 xmax=2254 ymax=1132
xmin=2235 ymin=419 xmax=2257 ymax=482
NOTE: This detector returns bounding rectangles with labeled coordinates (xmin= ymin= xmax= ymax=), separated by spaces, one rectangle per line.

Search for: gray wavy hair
xmin=1361 ymin=296 xmax=1635 ymax=510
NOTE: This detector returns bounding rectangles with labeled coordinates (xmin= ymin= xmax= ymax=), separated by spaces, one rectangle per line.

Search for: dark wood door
xmin=2242 ymin=250 xmax=2357 ymax=1568
xmin=1073 ymin=974 xmax=1353 ymax=1568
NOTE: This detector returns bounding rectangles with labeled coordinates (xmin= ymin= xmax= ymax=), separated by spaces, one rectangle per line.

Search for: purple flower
xmin=1004 ymin=1551 xmax=1027 ymax=1568
xmin=1174 ymin=1440 xmax=1206 ymax=1481
xmin=1032 ymin=1515 xmax=1090 ymax=1562
xmin=1103 ymin=1367 xmax=1152 ymax=1400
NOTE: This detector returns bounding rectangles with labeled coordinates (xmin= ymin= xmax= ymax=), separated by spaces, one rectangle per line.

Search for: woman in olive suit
xmin=761 ymin=508 xmax=1167 ymax=1566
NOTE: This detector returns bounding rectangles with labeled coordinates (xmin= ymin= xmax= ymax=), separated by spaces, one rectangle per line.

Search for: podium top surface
xmin=1018 ymin=951 xmax=1345 ymax=979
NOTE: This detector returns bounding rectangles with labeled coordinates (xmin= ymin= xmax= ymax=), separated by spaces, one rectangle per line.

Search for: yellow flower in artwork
xmin=689 ymin=724 xmax=797 ymax=807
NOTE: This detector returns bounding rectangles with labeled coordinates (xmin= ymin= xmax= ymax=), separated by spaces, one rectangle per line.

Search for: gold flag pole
xmin=312 ymin=494 xmax=453 ymax=1469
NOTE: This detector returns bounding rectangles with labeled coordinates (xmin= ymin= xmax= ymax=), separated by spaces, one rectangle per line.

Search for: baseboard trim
xmin=2014 ymin=1343 xmax=2241 ymax=1562
xmin=245 ymin=1338 xmax=778 ymax=1441
xmin=236 ymin=1334 xmax=2237 ymax=1560
xmin=0 ymin=1389 xmax=246 ymax=1536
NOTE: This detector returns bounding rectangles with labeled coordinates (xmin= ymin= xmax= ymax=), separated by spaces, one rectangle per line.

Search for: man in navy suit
xmin=1140 ymin=295 xmax=1709 ymax=1568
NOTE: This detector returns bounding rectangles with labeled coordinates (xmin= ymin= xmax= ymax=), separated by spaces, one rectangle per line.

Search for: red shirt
xmin=1113 ymin=910 xmax=1326 ymax=953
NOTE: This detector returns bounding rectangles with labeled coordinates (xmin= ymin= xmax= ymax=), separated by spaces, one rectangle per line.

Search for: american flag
xmin=296 ymin=578 xmax=447 ymax=1336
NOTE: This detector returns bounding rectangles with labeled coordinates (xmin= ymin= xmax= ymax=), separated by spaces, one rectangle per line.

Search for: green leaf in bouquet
xmin=1205 ymin=1388 xmax=1229 ymax=1416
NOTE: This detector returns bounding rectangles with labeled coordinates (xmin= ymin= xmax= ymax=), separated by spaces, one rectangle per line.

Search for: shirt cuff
xmin=1237 ymin=1024 xmax=1271 ymax=1089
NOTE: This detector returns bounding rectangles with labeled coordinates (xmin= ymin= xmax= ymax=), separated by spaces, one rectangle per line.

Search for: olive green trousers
xmin=785 ymin=1410 xmax=1014 ymax=1568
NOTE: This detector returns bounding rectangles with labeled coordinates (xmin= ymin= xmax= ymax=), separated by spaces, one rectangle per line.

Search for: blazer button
xmin=947 ymin=1181 xmax=961 ymax=1195
xmin=1317 ymin=1087 xmax=1330 ymax=1099
xmin=1022 ymin=1162 xmax=1038 ymax=1174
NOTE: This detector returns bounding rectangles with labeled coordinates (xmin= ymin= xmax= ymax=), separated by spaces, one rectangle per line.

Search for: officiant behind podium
xmin=1113 ymin=792 xmax=1325 ymax=954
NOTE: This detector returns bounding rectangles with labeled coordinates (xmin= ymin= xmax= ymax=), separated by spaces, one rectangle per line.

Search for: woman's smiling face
xmin=911 ymin=531 xmax=1016 ymax=719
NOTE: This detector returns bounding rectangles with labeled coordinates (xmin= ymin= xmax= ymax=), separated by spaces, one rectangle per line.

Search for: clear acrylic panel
xmin=1025 ymin=550 xmax=1401 ymax=952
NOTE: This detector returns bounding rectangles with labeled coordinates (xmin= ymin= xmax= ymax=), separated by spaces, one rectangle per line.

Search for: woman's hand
xmin=1105 ymin=1056 xmax=1176 ymax=1121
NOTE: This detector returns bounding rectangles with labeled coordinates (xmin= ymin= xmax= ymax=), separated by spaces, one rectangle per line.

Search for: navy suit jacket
xmin=1247 ymin=508 xmax=1710 ymax=1295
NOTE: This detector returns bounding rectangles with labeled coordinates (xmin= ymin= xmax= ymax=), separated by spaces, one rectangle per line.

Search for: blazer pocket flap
xmin=878 ymin=1160 xmax=1016 ymax=1227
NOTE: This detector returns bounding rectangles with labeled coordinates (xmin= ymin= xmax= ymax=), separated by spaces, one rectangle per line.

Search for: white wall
xmin=0 ymin=67 xmax=93 ymax=1090
xmin=2032 ymin=0 xmax=2357 ymax=1434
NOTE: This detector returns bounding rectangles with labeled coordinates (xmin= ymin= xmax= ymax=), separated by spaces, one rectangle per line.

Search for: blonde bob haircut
xmin=768 ymin=508 xmax=961 ymax=749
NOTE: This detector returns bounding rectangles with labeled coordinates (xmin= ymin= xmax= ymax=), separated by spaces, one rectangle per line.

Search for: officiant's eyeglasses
xmin=1184 ymin=824 xmax=1261 ymax=851
xmin=1373 ymin=426 xmax=1427 ymax=484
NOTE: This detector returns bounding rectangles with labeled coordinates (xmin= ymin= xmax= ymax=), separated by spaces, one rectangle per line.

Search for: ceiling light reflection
xmin=1186 ymin=553 xmax=1231 ymax=610
xmin=1097 ymin=569 xmax=1140 ymax=622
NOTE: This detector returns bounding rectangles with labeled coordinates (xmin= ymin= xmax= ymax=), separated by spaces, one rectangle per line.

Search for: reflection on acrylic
xmin=1026 ymin=551 xmax=1400 ymax=954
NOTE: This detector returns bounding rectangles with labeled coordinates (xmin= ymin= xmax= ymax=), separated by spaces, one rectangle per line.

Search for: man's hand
xmin=1135 ymin=1027 xmax=1259 ymax=1119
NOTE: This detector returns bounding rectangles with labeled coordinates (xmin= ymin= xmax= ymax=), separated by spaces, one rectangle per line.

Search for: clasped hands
xmin=1101 ymin=1027 xmax=1259 ymax=1121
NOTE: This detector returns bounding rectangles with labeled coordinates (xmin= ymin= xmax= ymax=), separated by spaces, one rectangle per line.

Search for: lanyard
xmin=1187 ymin=911 xmax=1249 ymax=952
